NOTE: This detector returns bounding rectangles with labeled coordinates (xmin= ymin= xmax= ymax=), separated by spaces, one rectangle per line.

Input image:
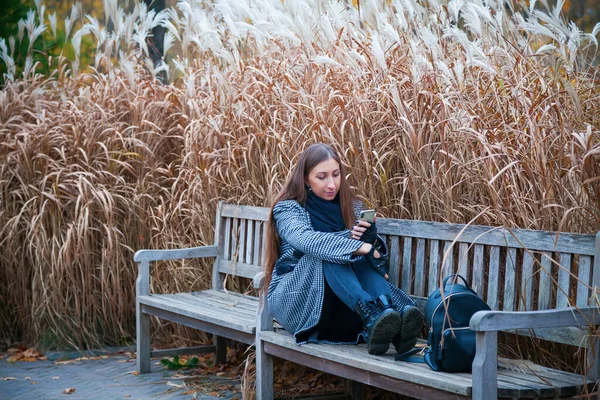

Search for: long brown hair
xmin=263 ymin=143 xmax=356 ymax=287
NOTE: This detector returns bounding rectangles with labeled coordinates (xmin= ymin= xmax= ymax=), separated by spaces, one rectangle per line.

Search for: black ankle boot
xmin=392 ymin=305 xmax=423 ymax=355
xmin=375 ymin=295 xmax=423 ymax=355
xmin=354 ymin=299 xmax=402 ymax=355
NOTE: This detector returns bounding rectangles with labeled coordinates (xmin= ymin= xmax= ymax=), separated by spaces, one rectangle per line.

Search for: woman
xmin=264 ymin=143 xmax=423 ymax=355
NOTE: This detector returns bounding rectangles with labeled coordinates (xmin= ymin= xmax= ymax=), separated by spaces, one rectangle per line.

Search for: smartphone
xmin=359 ymin=209 xmax=376 ymax=223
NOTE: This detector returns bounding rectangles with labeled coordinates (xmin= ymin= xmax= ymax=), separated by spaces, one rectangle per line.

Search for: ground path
xmin=0 ymin=350 xmax=241 ymax=399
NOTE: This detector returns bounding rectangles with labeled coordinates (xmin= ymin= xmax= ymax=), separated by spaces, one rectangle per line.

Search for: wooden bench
xmin=135 ymin=202 xmax=600 ymax=399
xmin=134 ymin=203 xmax=268 ymax=373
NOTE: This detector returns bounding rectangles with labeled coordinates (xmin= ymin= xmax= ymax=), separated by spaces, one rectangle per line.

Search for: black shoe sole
xmin=393 ymin=306 xmax=423 ymax=355
xmin=368 ymin=310 xmax=402 ymax=355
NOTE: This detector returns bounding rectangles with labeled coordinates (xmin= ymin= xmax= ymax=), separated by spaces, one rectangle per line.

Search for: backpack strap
xmin=394 ymin=347 xmax=426 ymax=363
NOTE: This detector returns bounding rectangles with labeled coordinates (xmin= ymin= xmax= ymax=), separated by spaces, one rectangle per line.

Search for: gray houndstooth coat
xmin=267 ymin=199 xmax=415 ymax=344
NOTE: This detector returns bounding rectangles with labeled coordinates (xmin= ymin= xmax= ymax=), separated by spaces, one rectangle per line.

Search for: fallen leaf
xmin=7 ymin=354 xmax=23 ymax=363
xmin=166 ymin=381 xmax=183 ymax=388
xmin=1 ymin=377 xmax=16 ymax=381
xmin=124 ymin=396 xmax=131 ymax=398
xmin=22 ymin=357 xmax=38 ymax=362
xmin=0 ymin=355 xmax=4 ymax=360
xmin=131 ymin=371 xmax=139 ymax=376
xmin=30 ymin=382 xmax=39 ymax=385
xmin=7 ymin=348 xmax=20 ymax=354
xmin=63 ymin=388 xmax=76 ymax=394
xmin=38 ymin=356 xmax=48 ymax=361
xmin=207 ymin=392 xmax=220 ymax=397
xmin=117 ymin=360 xmax=129 ymax=363
xmin=52 ymin=376 xmax=60 ymax=380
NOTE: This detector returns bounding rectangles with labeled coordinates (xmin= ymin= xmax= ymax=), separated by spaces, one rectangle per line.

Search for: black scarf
xmin=304 ymin=189 xmax=345 ymax=232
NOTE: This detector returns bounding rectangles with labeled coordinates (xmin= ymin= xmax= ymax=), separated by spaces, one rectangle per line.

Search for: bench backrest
xmin=211 ymin=203 xmax=270 ymax=290
xmin=378 ymin=218 xmax=600 ymax=346
xmin=214 ymin=203 xmax=600 ymax=346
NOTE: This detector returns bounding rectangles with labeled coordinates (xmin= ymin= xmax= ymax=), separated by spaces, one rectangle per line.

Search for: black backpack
xmin=396 ymin=274 xmax=491 ymax=372
xmin=423 ymin=274 xmax=491 ymax=372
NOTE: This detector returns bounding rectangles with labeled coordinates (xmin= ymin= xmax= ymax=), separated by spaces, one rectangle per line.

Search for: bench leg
xmin=472 ymin=331 xmax=497 ymax=400
xmin=136 ymin=302 xmax=151 ymax=374
xmin=256 ymin=339 xmax=274 ymax=400
xmin=214 ymin=335 xmax=227 ymax=365
xmin=345 ymin=380 xmax=364 ymax=399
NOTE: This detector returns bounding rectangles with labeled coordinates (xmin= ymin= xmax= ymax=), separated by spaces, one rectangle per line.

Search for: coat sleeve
xmin=273 ymin=200 xmax=363 ymax=263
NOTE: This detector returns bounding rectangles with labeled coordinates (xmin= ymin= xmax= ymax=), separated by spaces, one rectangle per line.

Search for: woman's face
xmin=306 ymin=158 xmax=341 ymax=201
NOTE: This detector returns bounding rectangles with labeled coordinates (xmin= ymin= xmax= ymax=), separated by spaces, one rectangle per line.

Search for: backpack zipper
xmin=439 ymin=326 xmax=470 ymax=349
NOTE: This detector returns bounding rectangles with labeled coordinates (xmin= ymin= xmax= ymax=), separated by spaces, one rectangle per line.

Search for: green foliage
xmin=160 ymin=355 xmax=199 ymax=370
xmin=0 ymin=0 xmax=34 ymax=40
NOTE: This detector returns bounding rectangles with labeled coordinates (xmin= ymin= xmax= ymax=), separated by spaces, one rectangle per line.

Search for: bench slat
xmin=458 ymin=243 xmax=469 ymax=281
xmin=223 ymin=218 xmax=232 ymax=260
xmin=504 ymin=248 xmax=517 ymax=311
xmin=253 ymin=220 xmax=261 ymax=266
xmin=220 ymin=203 xmax=270 ymax=220
xmin=377 ymin=219 xmax=596 ymax=255
xmin=428 ymin=240 xmax=440 ymax=293
xmin=174 ymin=293 xmax=258 ymax=317
xmin=577 ymin=256 xmax=592 ymax=307
xmin=520 ymin=251 xmax=535 ymax=311
xmin=218 ymin=259 xmax=262 ymax=280
xmin=414 ymin=239 xmax=426 ymax=296
xmin=402 ymin=237 xmax=412 ymax=292
xmin=487 ymin=246 xmax=501 ymax=310
xmin=156 ymin=294 xmax=257 ymax=322
xmin=538 ymin=252 xmax=553 ymax=310
xmin=260 ymin=330 xmax=590 ymax=398
xmin=389 ymin=236 xmax=400 ymax=287
xmin=442 ymin=241 xmax=454 ymax=279
xmin=472 ymin=245 xmax=484 ymax=297
xmin=557 ymin=253 xmax=572 ymax=309
xmin=139 ymin=295 xmax=255 ymax=333
xmin=246 ymin=219 xmax=254 ymax=265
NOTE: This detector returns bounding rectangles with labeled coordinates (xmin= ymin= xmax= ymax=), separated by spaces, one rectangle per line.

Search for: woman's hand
xmin=351 ymin=220 xmax=371 ymax=240
xmin=352 ymin=220 xmax=378 ymax=244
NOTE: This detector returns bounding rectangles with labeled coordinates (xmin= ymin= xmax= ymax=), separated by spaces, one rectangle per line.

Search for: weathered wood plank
xmin=256 ymin=282 xmax=274 ymax=400
xmin=470 ymin=306 xmax=600 ymax=331
xmin=472 ymin=331 xmax=497 ymax=400
xmin=175 ymin=293 xmax=258 ymax=317
xmin=577 ymin=256 xmax=592 ymax=307
xmin=238 ymin=219 xmax=247 ymax=266
xmin=428 ymin=240 xmax=440 ymax=294
xmin=520 ymin=251 xmax=535 ymax=311
xmin=557 ymin=253 xmax=572 ymax=309
xmin=150 ymin=346 xmax=215 ymax=358
xmin=487 ymin=246 xmax=501 ymax=310
xmin=377 ymin=219 xmax=596 ymax=256
xmin=442 ymin=241 xmax=454 ymax=279
xmin=414 ymin=239 xmax=426 ymax=297
xmin=223 ymin=218 xmax=232 ymax=261
xmin=136 ymin=259 xmax=151 ymax=374
xmin=246 ymin=219 xmax=254 ymax=265
xmin=389 ymin=236 xmax=401 ymax=287
xmin=538 ymin=251 xmax=553 ymax=310
xmin=503 ymin=248 xmax=517 ymax=311
xmin=134 ymin=245 xmax=218 ymax=262
xmin=253 ymin=220 xmax=262 ymax=267
xmin=472 ymin=245 xmax=484 ymax=298
xmin=142 ymin=304 xmax=255 ymax=345
xmin=138 ymin=295 xmax=255 ymax=333
xmin=231 ymin=218 xmax=240 ymax=263
xmin=157 ymin=294 xmax=257 ymax=326
xmin=402 ymin=237 xmax=413 ymax=293
xmin=218 ymin=259 xmax=263 ymax=280
xmin=457 ymin=243 xmax=469 ymax=281
xmin=260 ymin=331 xmax=473 ymax=396
xmin=213 ymin=203 xmax=225 ymax=290
xmin=220 ymin=203 xmax=270 ymax=220
xmin=592 ymin=232 xmax=600 ymax=293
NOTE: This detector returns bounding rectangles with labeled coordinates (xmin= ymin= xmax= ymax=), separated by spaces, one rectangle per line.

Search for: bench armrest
xmin=134 ymin=245 xmax=218 ymax=262
xmin=470 ymin=306 xmax=600 ymax=332
xmin=253 ymin=271 xmax=266 ymax=289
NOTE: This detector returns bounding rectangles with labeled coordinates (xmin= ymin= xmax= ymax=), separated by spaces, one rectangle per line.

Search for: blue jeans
xmin=323 ymin=257 xmax=392 ymax=310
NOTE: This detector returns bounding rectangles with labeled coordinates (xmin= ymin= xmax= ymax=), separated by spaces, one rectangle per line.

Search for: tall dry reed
xmin=0 ymin=0 xmax=598 ymax=379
